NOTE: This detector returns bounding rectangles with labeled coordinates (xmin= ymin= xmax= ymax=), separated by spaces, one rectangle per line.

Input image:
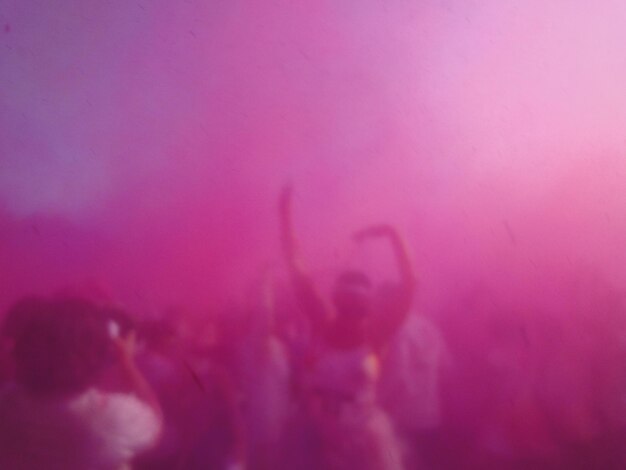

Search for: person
xmin=184 ymin=309 xmax=248 ymax=470
xmin=278 ymin=185 xmax=415 ymax=470
xmin=0 ymin=296 xmax=162 ymax=470
xmin=474 ymin=312 xmax=557 ymax=469
xmin=378 ymin=310 xmax=452 ymax=469
xmin=237 ymin=270 xmax=292 ymax=470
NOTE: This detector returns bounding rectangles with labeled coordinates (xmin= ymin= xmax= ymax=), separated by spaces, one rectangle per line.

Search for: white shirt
xmin=0 ymin=384 xmax=161 ymax=470
xmin=379 ymin=313 xmax=451 ymax=431
xmin=69 ymin=387 xmax=161 ymax=467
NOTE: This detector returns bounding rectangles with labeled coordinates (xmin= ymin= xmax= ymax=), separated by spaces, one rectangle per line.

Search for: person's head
xmin=13 ymin=297 xmax=110 ymax=398
xmin=332 ymin=270 xmax=374 ymax=330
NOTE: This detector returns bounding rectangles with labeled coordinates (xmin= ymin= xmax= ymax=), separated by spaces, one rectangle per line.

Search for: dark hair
xmin=2 ymin=296 xmax=46 ymax=342
xmin=13 ymin=297 xmax=110 ymax=398
xmin=332 ymin=270 xmax=373 ymax=325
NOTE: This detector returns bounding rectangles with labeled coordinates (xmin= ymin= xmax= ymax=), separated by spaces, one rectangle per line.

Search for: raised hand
xmin=113 ymin=329 xmax=137 ymax=365
xmin=277 ymin=185 xmax=333 ymax=334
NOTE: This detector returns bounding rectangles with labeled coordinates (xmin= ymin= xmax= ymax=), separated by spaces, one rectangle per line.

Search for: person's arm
xmin=260 ymin=266 xmax=276 ymax=335
xmin=353 ymin=224 xmax=417 ymax=348
xmin=279 ymin=186 xmax=334 ymax=335
xmin=114 ymin=331 xmax=164 ymax=424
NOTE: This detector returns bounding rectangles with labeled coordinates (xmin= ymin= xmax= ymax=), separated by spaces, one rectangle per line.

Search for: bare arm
xmin=114 ymin=331 xmax=164 ymax=424
xmin=261 ymin=267 xmax=275 ymax=322
xmin=279 ymin=186 xmax=334 ymax=335
xmin=353 ymin=224 xmax=417 ymax=348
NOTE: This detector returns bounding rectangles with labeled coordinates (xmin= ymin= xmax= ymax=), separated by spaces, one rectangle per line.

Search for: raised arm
xmin=353 ymin=224 xmax=417 ymax=347
xmin=279 ymin=186 xmax=334 ymax=334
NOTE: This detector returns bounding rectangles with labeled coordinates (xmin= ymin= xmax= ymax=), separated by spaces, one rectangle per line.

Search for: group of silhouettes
xmin=1 ymin=186 xmax=625 ymax=469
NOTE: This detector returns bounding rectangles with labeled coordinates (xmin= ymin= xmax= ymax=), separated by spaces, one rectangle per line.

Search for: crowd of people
xmin=1 ymin=187 xmax=625 ymax=469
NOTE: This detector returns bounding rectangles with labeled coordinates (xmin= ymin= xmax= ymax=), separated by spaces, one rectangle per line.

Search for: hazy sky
xmin=2 ymin=0 xmax=626 ymax=312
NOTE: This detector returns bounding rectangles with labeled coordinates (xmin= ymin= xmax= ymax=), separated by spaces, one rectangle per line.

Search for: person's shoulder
xmin=68 ymin=387 xmax=106 ymax=413
xmin=391 ymin=312 xmax=449 ymax=355
xmin=70 ymin=387 xmax=152 ymax=418
xmin=410 ymin=314 xmax=441 ymax=335
xmin=372 ymin=282 xmax=407 ymax=317
xmin=399 ymin=311 xmax=439 ymax=335
xmin=69 ymin=388 xmax=161 ymax=454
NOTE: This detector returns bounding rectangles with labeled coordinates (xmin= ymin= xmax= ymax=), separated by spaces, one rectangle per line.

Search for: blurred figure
xmin=474 ymin=312 xmax=557 ymax=469
xmin=278 ymin=186 xmax=416 ymax=470
xmin=134 ymin=308 xmax=246 ymax=470
xmin=132 ymin=315 xmax=193 ymax=470
xmin=537 ymin=274 xmax=626 ymax=469
xmin=234 ymin=271 xmax=292 ymax=470
xmin=378 ymin=310 xmax=452 ymax=469
xmin=184 ymin=308 xmax=247 ymax=470
xmin=0 ymin=296 xmax=162 ymax=470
